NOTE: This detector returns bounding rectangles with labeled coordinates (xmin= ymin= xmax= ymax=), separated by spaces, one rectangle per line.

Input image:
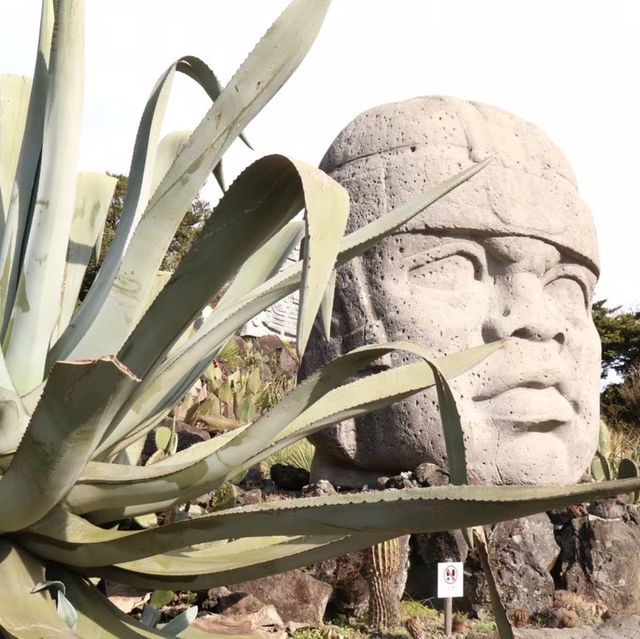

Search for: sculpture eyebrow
xmin=483 ymin=236 xmax=560 ymax=268
xmin=402 ymin=240 xmax=486 ymax=269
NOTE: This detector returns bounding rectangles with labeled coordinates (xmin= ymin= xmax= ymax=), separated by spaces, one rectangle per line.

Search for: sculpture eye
xmin=545 ymin=276 xmax=588 ymax=315
xmin=408 ymin=252 xmax=482 ymax=291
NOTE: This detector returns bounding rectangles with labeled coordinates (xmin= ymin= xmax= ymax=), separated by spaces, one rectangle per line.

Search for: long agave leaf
xmin=89 ymin=341 xmax=435 ymax=483
xmin=102 ymin=158 xmax=491 ymax=451
xmin=68 ymin=344 xmax=498 ymax=517
xmin=82 ymin=426 xmax=247 ymax=484
xmin=473 ymin=527 xmax=514 ymax=639
xmin=177 ymin=54 xmax=252 ymax=156
xmin=53 ymin=172 xmax=117 ymax=340
xmin=0 ymin=0 xmax=54 ymax=335
xmin=140 ymin=271 xmax=172 ymax=320
xmin=149 ymin=130 xmax=192 ymax=194
xmin=52 ymin=0 xmax=331 ymax=364
xmin=0 ymin=75 xmax=32 ymax=229
xmin=0 ymin=357 xmax=137 ymax=532
xmin=0 ymin=540 xmax=80 ymax=638
xmin=25 ymin=478 xmax=640 ymax=572
xmin=83 ymin=534 xmax=391 ymax=592
xmin=234 ymin=344 xmax=501 ymax=480
xmin=3 ymin=0 xmax=85 ymax=395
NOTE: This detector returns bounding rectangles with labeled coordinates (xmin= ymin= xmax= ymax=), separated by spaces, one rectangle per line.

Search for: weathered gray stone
xmin=557 ymin=515 xmax=640 ymax=613
xmin=227 ymin=569 xmax=332 ymax=625
xmin=309 ymin=550 xmax=369 ymax=617
xmin=217 ymin=592 xmax=267 ymax=616
xmin=302 ymin=479 xmax=336 ymax=497
xmin=586 ymin=497 xmax=627 ymax=520
xmin=191 ymin=608 xmax=286 ymax=639
xmin=487 ymin=514 xmax=559 ymax=614
xmin=414 ymin=462 xmax=449 ymax=487
xmin=302 ymin=96 xmax=601 ymax=488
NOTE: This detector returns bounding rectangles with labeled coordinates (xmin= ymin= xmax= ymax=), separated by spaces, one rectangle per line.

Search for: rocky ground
xmin=109 ymin=334 xmax=640 ymax=637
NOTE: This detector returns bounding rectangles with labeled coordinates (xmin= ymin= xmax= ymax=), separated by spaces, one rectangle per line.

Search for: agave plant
xmin=0 ymin=1 xmax=639 ymax=637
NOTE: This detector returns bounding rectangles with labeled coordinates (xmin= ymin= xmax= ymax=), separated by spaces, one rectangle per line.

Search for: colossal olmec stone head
xmin=302 ymin=96 xmax=601 ymax=487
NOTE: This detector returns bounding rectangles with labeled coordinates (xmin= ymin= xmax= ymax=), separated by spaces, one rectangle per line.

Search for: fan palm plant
xmin=0 ymin=1 xmax=637 ymax=637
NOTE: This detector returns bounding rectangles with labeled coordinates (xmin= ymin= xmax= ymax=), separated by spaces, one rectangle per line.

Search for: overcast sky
xmin=1 ymin=1 xmax=639 ymax=309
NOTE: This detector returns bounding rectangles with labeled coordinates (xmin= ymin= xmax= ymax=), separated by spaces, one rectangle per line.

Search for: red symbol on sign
xmin=444 ymin=565 xmax=457 ymax=584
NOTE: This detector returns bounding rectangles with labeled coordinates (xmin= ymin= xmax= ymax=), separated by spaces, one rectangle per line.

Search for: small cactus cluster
xmin=173 ymin=334 xmax=299 ymax=430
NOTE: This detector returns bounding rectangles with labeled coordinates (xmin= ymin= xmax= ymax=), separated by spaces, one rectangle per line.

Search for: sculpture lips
xmin=477 ymin=386 xmax=575 ymax=431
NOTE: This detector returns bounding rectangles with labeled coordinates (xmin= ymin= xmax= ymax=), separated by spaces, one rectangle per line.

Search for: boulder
xmin=487 ymin=513 xmax=559 ymax=615
xmin=310 ymin=550 xmax=369 ymax=617
xmin=556 ymin=514 xmax=640 ymax=613
xmin=227 ymin=569 xmax=332 ymax=625
xmin=191 ymin=608 xmax=285 ymax=639
xmin=269 ymin=464 xmax=310 ymax=491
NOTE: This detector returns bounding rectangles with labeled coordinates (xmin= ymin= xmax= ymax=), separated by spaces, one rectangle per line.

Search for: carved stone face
xmin=304 ymin=97 xmax=601 ymax=487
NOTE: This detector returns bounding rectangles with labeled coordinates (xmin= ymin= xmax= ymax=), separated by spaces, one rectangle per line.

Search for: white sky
xmin=1 ymin=1 xmax=639 ymax=309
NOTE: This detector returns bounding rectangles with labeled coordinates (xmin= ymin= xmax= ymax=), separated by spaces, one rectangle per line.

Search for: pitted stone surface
xmin=303 ymin=96 xmax=601 ymax=487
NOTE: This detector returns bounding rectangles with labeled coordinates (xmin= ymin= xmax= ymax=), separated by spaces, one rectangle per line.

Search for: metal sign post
xmin=437 ymin=561 xmax=464 ymax=636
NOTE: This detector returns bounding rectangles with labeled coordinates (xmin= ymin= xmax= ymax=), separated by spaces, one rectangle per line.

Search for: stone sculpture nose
xmin=481 ymin=273 xmax=566 ymax=346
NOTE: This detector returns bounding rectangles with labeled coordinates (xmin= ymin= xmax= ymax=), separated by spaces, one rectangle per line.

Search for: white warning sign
xmin=437 ymin=561 xmax=464 ymax=598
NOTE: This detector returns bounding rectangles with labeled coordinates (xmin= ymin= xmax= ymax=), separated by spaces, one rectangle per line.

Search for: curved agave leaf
xmin=68 ymin=343 xmax=498 ymax=518
xmin=428 ymin=361 xmax=467 ymax=485
xmin=46 ymin=567 xmax=173 ymax=639
xmin=96 ymin=156 xmax=346 ymax=456
xmin=235 ymin=344 xmax=502 ymax=482
xmin=4 ymin=0 xmax=85 ymax=395
xmin=118 ymin=155 xmax=345 ymax=380
xmin=0 ymin=357 xmax=137 ymax=532
xmin=46 ymin=57 xmax=221 ymax=367
xmin=0 ymin=540 xmax=80 ymax=638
